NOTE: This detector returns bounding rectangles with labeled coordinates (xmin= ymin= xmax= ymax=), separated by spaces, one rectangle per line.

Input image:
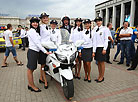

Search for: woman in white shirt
xmin=50 ymin=20 xmax=61 ymax=45
xmin=69 ymin=18 xmax=83 ymax=79
xmin=81 ymin=19 xmax=93 ymax=83
xmin=38 ymin=12 xmax=51 ymax=89
xmin=27 ymin=17 xmax=51 ymax=92
xmin=93 ymin=17 xmax=108 ymax=83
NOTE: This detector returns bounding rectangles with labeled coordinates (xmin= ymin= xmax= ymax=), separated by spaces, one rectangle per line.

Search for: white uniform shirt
xmin=40 ymin=24 xmax=51 ymax=43
xmin=20 ymin=29 xmax=26 ymax=38
xmin=93 ymin=26 xmax=109 ymax=53
xmin=120 ymin=27 xmax=133 ymax=40
xmin=4 ymin=30 xmax=13 ymax=47
xmin=69 ymin=27 xmax=83 ymax=44
xmin=81 ymin=29 xmax=93 ymax=48
xmin=28 ymin=28 xmax=47 ymax=53
xmin=49 ymin=29 xmax=61 ymax=45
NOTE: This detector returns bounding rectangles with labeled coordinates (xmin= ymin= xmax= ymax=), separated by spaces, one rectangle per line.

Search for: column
xmin=95 ymin=11 xmax=97 ymax=18
xmin=100 ymin=9 xmax=103 ymax=18
xmin=106 ymin=7 xmax=109 ymax=26
xmin=120 ymin=2 xmax=125 ymax=27
xmin=112 ymin=5 xmax=116 ymax=29
xmin=130 ymin=0 xmax=135 ymax=27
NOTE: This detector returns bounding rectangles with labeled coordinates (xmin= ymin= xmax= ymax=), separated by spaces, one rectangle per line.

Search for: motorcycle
xmin=41 ymin=29 xmax=84 ymax=100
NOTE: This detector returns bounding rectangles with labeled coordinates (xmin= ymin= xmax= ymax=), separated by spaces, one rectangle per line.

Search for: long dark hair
xmin=85 ymin=23 xmax=92 ymax=38
xmin=74 ymin=21 xmax=83 ymax=31
xmin=30 ymin=22 xmax=40 ymax=34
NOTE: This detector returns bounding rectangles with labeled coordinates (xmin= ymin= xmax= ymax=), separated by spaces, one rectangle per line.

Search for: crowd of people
xmin=1 ymin=12 xmax=138 ymax=92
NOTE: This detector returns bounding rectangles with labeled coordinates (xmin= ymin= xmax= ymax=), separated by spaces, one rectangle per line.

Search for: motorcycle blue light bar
xmin=77 ymin=47 xmax=83 ymax=50
xmin=49 ymin=49 xmax=57 ymax=51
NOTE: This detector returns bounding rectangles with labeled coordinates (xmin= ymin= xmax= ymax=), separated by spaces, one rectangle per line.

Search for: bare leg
xmin=13 ymin=56 xmax=19 ymax=64
xmin=75 ymin=59 xmax=79 ymax=77
xmin=40 ymin=64 xmax=48 ymax=86
xmin=83 ymin=61 xmax=88 ymax=79
xmin=2 ymin=56 xmax=8 ymax=66
xmin=97 ymin=61 xmax=102 ymax=80
xmin=77 ymin=60 xmax=82 ymax=78
xmin=86 ymin=62 xmax=91 ymax=80
xmin=27 ymin=69 xmax=38 ymax=90
xmin=99 ymin=61 xmax=105 ymax=81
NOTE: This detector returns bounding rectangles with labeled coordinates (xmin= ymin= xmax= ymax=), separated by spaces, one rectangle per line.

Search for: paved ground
xmin=0 ymin=46 xmax=138 ymax=102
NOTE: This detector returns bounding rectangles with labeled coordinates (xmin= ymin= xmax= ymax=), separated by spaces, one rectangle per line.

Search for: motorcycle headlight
xmin=70 ymin=53 xmax=76 ymax=63
xmin=55 ymin=53 xmax=68 ymax=63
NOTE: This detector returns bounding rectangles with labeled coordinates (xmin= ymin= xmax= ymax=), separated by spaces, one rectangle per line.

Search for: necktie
xmin=52 ymin=30 xmax=55 ymax=34
xmin=85 ymin=30 xmax=89 ymax=35
xmin=96 ymin=27 xmax=99 ymax=32
xmin=46 ymin=26 xmax=48 ymax=30
xmin=78 ymin=28 xmax=81 ymax=32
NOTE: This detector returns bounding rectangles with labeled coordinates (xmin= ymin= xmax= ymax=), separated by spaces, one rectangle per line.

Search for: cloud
xmin=0 ymin=0 xmax=106 ymax=20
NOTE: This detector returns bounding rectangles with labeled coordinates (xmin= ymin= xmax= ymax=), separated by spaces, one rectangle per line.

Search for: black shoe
xmin=39 ymin=79 xmax=45 ymax=84
xmin=44 ymin=82 xmax=48 ymax=89
xmin=28 ymin=85 xmax=31 ymax=90
xmin=88 ymin=80 xmax=91 ymax=83
xmin=31 ymin=88 xmax=41 ymax=92
xmin=126 ymin=64 xmax=130 ymax=67
xmin=22 ymin=49 xmax=25 ymax=51
xmin=97 ymin=78 xmax=104 ymax=83
xmin=94 ymin=79 xmax=98 ymax=82
xmin=117 ymin=62 xmax=123 ymax=65
xmin=127 ymin=67 xmax=135 ymax=71
xmin=77 ymin=77 xmax=81 ymax=80
xmin=84 ymin=78 xmax=88 ymax=81
xmin=106 ymin=61 xmax=112 ymax=64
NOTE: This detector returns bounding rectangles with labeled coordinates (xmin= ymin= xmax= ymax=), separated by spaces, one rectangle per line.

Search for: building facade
xmin=0 ymin=16 xmax=76 ymax=30
xmin=95 ymin=0 xmax=138 ymax=29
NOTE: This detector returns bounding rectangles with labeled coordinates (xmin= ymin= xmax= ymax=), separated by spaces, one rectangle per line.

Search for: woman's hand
xmin=46 ymin=52 xmax=52 ymax=55
xmin=92 ymin=53 xmax=95 ymax=57
xmin=102 ymin=50 xmax=106 ymax=55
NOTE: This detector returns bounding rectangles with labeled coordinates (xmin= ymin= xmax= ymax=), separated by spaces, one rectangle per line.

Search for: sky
xmin=0 ymin=0 xmax=106 ymax=20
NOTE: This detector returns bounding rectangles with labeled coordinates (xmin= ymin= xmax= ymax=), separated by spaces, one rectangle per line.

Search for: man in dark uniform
xmin=60 ymin=16 xmax=73 ymax=33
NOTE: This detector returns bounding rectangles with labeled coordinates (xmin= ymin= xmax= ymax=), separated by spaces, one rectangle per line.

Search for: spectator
xmin=106 ymin=22 xmax=114 ymax=64
xmin=113 ymin=27 xmax=123 ymax=62
xmin=1 ymin=24 xmax=23 ymax=67
xmin=117 ymin=21 xmax=133 ymax=67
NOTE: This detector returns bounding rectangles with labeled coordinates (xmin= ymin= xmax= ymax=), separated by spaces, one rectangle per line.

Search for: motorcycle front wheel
xmin=62 ymin=76 xmax=74 ymax=100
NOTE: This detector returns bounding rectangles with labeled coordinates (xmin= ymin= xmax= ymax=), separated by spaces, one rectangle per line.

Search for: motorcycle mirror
xmin=41 ymin=41 xmax=57 ymax=49
xmin=75 ymin=40 xmax=85 ymax=47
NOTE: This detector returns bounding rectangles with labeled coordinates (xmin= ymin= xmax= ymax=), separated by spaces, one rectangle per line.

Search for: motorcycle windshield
xmin=60 ymin=29 xmax=71 ymax=44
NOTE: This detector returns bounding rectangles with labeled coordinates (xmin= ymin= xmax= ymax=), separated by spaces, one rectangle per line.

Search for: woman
xmin=93 ymin=17 xmax=109 ymax=83
xmin=38 ymin=12 xmax=51 ymax=89
xmin=27 ymin=17 xmax=51 ymax=92
xmin=69 ymin=18 xmax=83 ymax=79
xmin=50 ymin=20 xmax=61 ymax=45
xmin=81 ymin=19 xmax=93 ymax=83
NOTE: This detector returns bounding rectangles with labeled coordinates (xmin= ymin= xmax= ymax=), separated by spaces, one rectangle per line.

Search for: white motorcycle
xmin=41 ymin=29 xmax=84 ymax=100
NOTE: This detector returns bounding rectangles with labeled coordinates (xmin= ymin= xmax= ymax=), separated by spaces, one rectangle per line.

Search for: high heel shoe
xmin=28 ymin=85 xmax=31 ymax=90
xmin=88 ymin=80 xmax=91 ymax=83
xmin=39 ymin=79 xmax=45 ymax=84
xmin=44 ymin=82 xmax=49 ymax=89
xmin=84 ymin=78 xmax=88 ymax=81
xmin=28 ymin=86 xmax=41 ymax=92
xmin=31 ymin=87 xmax=41 ymax=92
xmin=96 ymin=77 xmax=104 ymax=83
xmin=94 ymin=79 xmax=98 ymax=82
